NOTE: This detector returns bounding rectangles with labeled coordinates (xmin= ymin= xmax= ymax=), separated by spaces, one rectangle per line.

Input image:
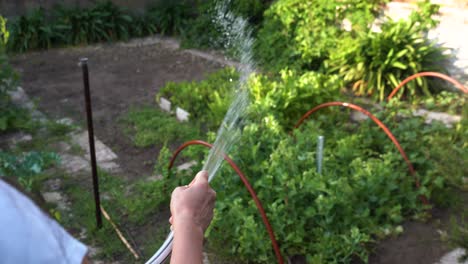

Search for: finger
xmin=192 ymin=170 xmax=209 ymax=186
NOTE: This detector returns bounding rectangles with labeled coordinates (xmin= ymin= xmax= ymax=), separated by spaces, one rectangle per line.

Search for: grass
xmin=59 ymin=168 xmax=174 ymax=263
xmin=122 ymin=106 xmax=201 ymax=148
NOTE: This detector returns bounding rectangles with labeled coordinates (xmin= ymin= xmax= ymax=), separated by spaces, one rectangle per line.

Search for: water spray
xmin=146 ymin=2 xmax=256 ymax=263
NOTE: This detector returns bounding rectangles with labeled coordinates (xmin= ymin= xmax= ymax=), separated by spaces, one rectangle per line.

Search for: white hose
xmin=145 ymin=231 xmax=174 ymax=264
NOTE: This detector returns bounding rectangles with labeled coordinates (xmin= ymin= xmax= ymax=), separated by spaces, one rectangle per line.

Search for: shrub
xmin=255 ymin=0 xmax=387 ymax=71
xmin=155 ymin=70 xmax=465 ymax=262
xmin=145 ymin=0 xmax=193 ymax=36
xmin=157 ymin=67 xmax=239 ymax=129
xmin=180 ymin=0 xmax=272 ymax=50
xmin=327 ymin=1 xmax=449 ymax=100
xmin=0 ymin=16 xmax=30 ymax=132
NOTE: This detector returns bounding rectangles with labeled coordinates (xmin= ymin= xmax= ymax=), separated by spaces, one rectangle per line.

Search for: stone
xmin=159 ymin=97 xmax=171 ymax=112
xmin=60 ymin=154 xmax=90 ymax=174
xmin=57 ymin=118 xmax=74 ymax=126
xmin=434 ymin=248 xmax=468 ymax=264
xmin=43 ymin=191 xmax=69 ymax=211
xmin=350 ymin=111 xmax=369 ymax=122
xmin=146 ymin=175 xmax=163 ymax=182
xmin=203 ymin=252 xmax=210 ymax=264
xmin=43 ymin=192 xmax=62 ymax=204
xmin=412 ymin=109 xmax=461 ymax=128
xmin=71 ymin=131 xmax=118 ymax=163
xmin=8 ymin=132 xmax=32 ymax=147
xmin=176 ymin=107 xmax=190 ymax=122
xmin=99 ymin=161 xmax=121 ymax=172
xmin=43 ymin=178 xmax=62 ymax=191
xmin=177 ymin=161 xmax=197 ymax=172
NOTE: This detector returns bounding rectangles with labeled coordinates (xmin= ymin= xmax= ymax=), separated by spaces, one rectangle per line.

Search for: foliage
xmin=157 ymin=68 xmax=343 ymax=130
xmin=327 ymin=1 xmax=449 ymax=100
xmin=145 ymin=0 xmax=193 ymax=36
xmin=413 ymin=91 xmax=466 ymax=114
xmin=6 ymin=1 xmax=193 ymax=52
xmin=447 ymin=211 xmax=468 ymax=262
xmin=180 ymin=0 xmax=272 ymax=49
xmin=0 ymin=16 xmax=30 ymax=132
xmin=123 ymin=107 xmax=200 ymax=147
xmin=157 ymin=68 xmax=239 ymax=129
xmin=5 ymin=0 xmax=272 ymax=52
xmin=248 ymin=69 xmax=344 ymax=127
xmin=254 ymin=0 xmax=388 ymax=71
xmin=153 ymin=69 xmax=465 ymax=262
xmin=0 ymin=151 xmax=60 ymax=191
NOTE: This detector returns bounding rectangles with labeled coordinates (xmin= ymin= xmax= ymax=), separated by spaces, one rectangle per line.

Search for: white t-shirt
xmin=0 ymin=180 xmax=88 ymax=263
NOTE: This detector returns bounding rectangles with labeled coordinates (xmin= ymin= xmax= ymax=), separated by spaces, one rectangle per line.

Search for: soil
xmin=10 ymin=38 xmax=223 ymax=180
xmin=10 ymin=38 xmax=467 ymax=263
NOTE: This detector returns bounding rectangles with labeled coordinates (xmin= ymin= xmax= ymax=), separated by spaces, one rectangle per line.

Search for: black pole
xmin=79 ymin=58 xmax=102 ymax=229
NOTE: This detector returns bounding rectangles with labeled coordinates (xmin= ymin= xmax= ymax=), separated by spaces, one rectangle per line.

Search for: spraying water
xmin=203 ymin=3 xmax=255 ymax=181
xmin=146 ymin=2 xmax=256 ymax=263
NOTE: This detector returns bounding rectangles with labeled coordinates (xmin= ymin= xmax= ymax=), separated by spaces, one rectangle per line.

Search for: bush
xmin=157 ymin=67 xmax=239 ymax=129
xmin=0 ymin=16 xmax=30 ymax=132
xmin=6 ymin=1 xmax=135 ymax=51
xmin=327 ymin=1 xmax=449 ymax=100
xmin=155 ymin=68 xmax=465 ymax=262
xmin=180 ymin=0 xmax=273 ymax=51
xmin=254 ymin=0 xmax=387 ymax=71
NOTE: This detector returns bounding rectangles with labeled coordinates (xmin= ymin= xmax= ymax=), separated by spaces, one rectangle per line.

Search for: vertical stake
xmin=79 ymin=58 xmax=102 ymax=229
xmin=317 ymin=136 xmax=324 ymax=174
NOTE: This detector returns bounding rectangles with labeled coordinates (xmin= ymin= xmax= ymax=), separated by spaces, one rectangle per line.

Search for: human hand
xmin=169 ymin=171 xmax=216 ymax=233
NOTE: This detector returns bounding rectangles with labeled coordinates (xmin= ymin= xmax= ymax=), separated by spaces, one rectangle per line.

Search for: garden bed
xmin=10 ymin=37 xmax=223 ymax=180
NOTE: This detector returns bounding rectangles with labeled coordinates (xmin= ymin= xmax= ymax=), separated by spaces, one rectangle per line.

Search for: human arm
xmin=169 ymin=171 xmax=216 ymax=264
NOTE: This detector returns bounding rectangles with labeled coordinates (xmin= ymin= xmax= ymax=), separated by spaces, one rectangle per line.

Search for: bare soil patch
xmin=10 ymin=39 xmax=223 ymax=180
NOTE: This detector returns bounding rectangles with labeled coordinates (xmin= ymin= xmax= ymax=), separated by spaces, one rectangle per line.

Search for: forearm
xmin=171 ymin=220 xmax=204 ymax=264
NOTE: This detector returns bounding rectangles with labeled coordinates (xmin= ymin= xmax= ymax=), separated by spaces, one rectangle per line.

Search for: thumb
xmin=191 ymin=170 xmax=208 ymax=186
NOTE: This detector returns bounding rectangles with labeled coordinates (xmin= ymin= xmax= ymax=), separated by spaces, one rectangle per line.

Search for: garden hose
xmin=146 ymin=71 xmax=467 ymax=263
xmin=387 ymin=72 xmax=468 ymax=100
xmin=293 ymin=101 xmax=429 ymax=204
xmin=145 ymin=140 xmax=284 ymax=264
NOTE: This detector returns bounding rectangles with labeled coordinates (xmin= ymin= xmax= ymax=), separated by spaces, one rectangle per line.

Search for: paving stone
xmin=434 ymin=248 xmax=468 ymax=264
xmin=43 ymin=178 xmax=62 ymax=192
xmin=159 ymin=97 xmax=172 ymax=112
xmin=412 ymin=109 xmax=461 ymax=127
xmin=57 ymin=118 xmax=74 ymax=126
xmin=176 ymin=107 xmax=190 ymax=122
xmin=57 ymin=142 xmax=72 ymax=152
xmin=350 ymin=111 xmax=369 ymax=122
xmin=99 ymin=161 xmax=121 ymax=173
xmin=43 ymin=191 xmax=69 ymax=211
xmin=71 ymin=131 xmax=119 ymax=163
xmin=60 ymin=153 xmax=90 ymax=174
xmin=203 ymin=252 xmax=211 ymax=264
xmin=146 ymin=175 xmax=163 ymax=182
xmin=7 ymin=132 xmax=32 ymax=148
xmin=177 ymin=161 xmax=197 ymax=172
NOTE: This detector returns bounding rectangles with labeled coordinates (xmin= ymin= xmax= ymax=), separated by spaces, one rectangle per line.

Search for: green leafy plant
xmin=155 ymin=70 xmax=465 ymax=262
xmin=145 ymin=0 xmax=193 ymax=36
xmin=157 ymin=68 xmax=239 ymax=129
xmin=6 ymin=8 xmax=57 ymax=52
xmin=254 ymin=0 xmax=387 ymax=71
xmin=0 ymin=16 xmax=29 ymax=132
xmin=123 ymin=107 xmax=200 ymax=147
xmin=327 ymin=1 xmax=449 ymax=100
xmin=0 ymin=151 xmax=60 ymax=191
xmin=447 ymin=211 xmax=468 ymax=262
